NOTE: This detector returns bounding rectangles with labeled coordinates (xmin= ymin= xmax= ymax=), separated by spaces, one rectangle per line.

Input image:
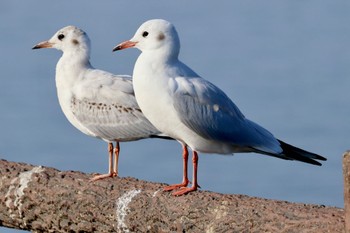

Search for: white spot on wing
xmin=116 ymin=189 xmax=141 ymax=232
xmin=5 ymin=166 xmax=45 ymax=219
xmin=213 ymin=104 xmax=219 ymax=112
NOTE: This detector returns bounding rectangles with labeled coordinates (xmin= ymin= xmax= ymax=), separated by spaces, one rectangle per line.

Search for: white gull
xmin=114 ymin=19 xmax=326 ymax=195
xmin=33 ymin=25 xmax=181 ymax=181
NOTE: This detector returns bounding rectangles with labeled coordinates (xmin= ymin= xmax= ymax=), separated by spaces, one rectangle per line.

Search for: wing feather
xmin=71 ymin=69 xmax=160 ymax=141
xmin=172 ymin=76 xmax=281 ymax=153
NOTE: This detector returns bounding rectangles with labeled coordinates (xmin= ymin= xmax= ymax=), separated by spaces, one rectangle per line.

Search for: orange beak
xmin=32 ymin=41 xmax=53 ymax=49
xmin=112 ymin=41 xmax=137 ymax=52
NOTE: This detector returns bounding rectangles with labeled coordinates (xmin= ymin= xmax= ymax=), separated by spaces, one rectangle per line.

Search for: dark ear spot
xmin=72 ymin=39 xmax=79 ymax=45
xmin=158 ymin=33 xmax=165 ymax=41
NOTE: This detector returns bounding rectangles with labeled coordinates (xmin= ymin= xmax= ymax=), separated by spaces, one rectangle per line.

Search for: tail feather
xmin=251 ymin=140 xmax=326 ymax=166
xmin=149 ymin=134 xmax=174 ymax=140
xmin=277 ymin=140 xmax=326 ymax=166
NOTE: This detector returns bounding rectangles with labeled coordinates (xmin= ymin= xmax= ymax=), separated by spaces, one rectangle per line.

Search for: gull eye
xmin=142 ymin=31 xmax=149 ymax=38
xmin=58 ymin=34 xmax=65 ymax=41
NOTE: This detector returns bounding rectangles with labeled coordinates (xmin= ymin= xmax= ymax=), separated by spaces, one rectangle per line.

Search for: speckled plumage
xmin=33 ymin=26 xmax=170 ymax=180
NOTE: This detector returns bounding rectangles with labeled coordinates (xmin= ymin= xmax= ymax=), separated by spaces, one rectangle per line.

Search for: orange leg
xmin=113 ymin=142 xmax=120 ymax=177
xmin=172 ymin=151 xmax=199 ymax=196
xmin=90 ymin=142 xmax=118 ymax=181
xmin=163 ymin=144 xmax=189 ymax=191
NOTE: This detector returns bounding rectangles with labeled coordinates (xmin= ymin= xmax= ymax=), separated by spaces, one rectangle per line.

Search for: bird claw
xmin=172 ymin=186 xmax=198 ymax=196
xmin=89 ymin=172 xmax=118 ymax=182
xmin=163 ymin=180 xmax=189 ymax=191
xmin=163 ymin=184 xmax=187 ymax=191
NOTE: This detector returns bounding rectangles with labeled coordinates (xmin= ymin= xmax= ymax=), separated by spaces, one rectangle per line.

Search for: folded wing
xmin=71 ymin=70 xmax=161 ymax=141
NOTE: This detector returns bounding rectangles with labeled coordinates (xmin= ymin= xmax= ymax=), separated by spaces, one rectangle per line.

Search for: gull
xmin=32 ymin=25 xmax=181 ymax=181
xmin=113 ymin=19 xmax=326 ymax=196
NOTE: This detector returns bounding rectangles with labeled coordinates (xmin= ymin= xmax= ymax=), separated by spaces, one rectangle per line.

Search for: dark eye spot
xmin=72 ymin=39 xmax=79 ymax=45
xmin=142 ymin=31 xmax=149 ymax=38
xmin=58 ymin=34 xmax=65 ymax=41
xmin=158 ymin=33 xmax=165 ymax=41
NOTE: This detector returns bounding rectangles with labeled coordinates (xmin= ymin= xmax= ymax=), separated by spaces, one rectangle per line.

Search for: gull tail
xmin=277 ymin=140 xmax=327 ymax=166
xmin=149 ymin=134 xmax=174 ymax=140
xmin=252 ymin=140 xmax=326 ymax=166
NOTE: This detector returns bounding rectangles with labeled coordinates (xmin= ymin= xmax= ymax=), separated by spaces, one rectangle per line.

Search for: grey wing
xmin=71 ymin=96 xmax=161 ymax=142
xmin=71 ymin=71 xmax=161 ymax=142
xmin=172 ymin=77 xmax=281 ymax=153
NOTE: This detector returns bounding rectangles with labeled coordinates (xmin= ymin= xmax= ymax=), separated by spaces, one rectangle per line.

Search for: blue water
xmin=1 ymin=1 xmax=349 ymax=231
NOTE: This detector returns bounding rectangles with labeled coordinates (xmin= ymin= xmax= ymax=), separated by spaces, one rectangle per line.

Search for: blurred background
xmin=1 ymin=1 xmax=349 ymax=231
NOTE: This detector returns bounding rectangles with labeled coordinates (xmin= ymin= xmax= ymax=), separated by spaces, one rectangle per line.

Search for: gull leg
xmin=90 ymin=142 xmax=115 ymax=181
xmin=164 ymin=144 xmax=189 ymax=191
xmin=172 ymin=151 xmax=199 ymax=196
xmin=113 ymin=142 xmax=120 ymax=177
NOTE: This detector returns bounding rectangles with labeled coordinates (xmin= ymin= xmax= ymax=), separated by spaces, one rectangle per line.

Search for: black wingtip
xmin=149 ymin=134 xmax=174 ymax=140
xmin=278 ymin=140 xmax=326 ymax=166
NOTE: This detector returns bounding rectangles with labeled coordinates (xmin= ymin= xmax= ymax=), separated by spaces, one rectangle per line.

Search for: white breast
xmin=132 ymin=55 xmax=236 ymax=154
xmin=56 ymin=62 xmax=95 ymax=137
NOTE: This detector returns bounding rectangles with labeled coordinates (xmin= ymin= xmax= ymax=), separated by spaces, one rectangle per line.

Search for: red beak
xmin=112 ymin=41 xmax=137 ymax=52
xmin=32 ymin=41 xmax=53 ymax=49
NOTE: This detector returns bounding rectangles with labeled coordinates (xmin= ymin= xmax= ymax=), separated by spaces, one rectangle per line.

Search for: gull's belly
xmin=134 ymin=83 xmax=234 ymax=154
xmin=57 ymin=89 xmax=96 ymax=138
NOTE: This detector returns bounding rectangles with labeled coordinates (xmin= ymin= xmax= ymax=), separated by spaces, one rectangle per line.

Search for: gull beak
xmin=112 ymin=41 xmax=137 ymax=52
xmin=32 ymin=41 xmax=53 ymax=50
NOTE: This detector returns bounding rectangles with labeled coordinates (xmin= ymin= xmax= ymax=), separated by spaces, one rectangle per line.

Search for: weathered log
xmin=0 ymin=159 xmax=344 ymax=232
xmin=343 ymin=151 xmax=350 ymax=233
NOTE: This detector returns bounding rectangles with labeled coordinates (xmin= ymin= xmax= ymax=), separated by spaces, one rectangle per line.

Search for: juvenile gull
xmin=114 ymin=19 xmax=326 ymax=195
xmin=33 ymin=26 xmax=181 ymax=181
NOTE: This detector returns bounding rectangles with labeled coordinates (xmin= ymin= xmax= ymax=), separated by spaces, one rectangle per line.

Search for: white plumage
xmin=33 ymin=25 xmax=172 ymax=181
xmin=114 ymin=19 xmax=326 ymax=195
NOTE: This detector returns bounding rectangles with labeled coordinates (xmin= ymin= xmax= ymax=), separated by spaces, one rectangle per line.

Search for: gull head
xmin=32 ymin=26 xmax=91 ymax=55
xmin=113 ymin=19 xmax=180 ymax=59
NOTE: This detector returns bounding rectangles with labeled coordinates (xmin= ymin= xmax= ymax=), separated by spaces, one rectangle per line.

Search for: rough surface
xmin=0 ymin=159 xmax=344 ymax=232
